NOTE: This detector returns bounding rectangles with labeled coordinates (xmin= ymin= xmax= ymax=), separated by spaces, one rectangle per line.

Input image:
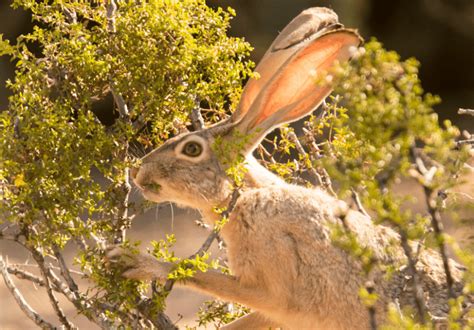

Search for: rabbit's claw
xmin=105 ymin=246 xmax=169 ymax=281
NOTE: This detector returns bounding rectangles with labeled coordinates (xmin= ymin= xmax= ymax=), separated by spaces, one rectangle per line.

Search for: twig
xmin=399 ymin=229 xmax=427 ymax=323
xmin=288 ymin=131 xmax=336 ymax=196
xmin=45 ymin=267 xmax=111 ymax=329
xmin=110 ymin=84 xmax=129 ymax=119
xmin=7 ymin=265 xmax=51 ymax=289
xmin=30 ymin=249 xmax=77 ymax=329
xmin=423 ymin=187 xmax=456 ymax=299
xmin=163 ymin=188 xmax=241 ymax=292
xmin=411 ymin=146 xmax=456 ymax=299
xmin=0 ymin=256 xmax=57 ymax=329
xmin=458 ymin=108 xmax=474 ymax=116
xmin=190 ymin=99 xmax=205 ymax=131
xmin=53 ymin=246 xmax=78 ymax=292
xmin=257 ymin=144 xmax=277 ymax=164
xmin=456 ymin=138 xmax=474 ymax=147
xmin=106 ymin=0 xmax=117 ymax=33
xmin=351 ymin=188 xmax=370 ymax=217
xmin=365 ymin=281 xmax=378 ymax=330
xmin=9 ymin=263 xmax=85 ymax=277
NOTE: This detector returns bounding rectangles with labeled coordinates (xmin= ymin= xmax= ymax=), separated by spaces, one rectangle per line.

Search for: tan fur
xmin=107 ymin=8 xmax=467 ymax=329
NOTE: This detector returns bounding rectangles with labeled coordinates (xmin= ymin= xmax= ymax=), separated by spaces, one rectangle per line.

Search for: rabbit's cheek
xmin=142 ymin=188 xmax=161 ymax=202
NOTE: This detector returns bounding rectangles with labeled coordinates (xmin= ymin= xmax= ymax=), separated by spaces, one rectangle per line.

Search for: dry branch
xmin=30 ymin=249 xmax=76 ymax=329
xmin=163 ymin=188 xmax=241 ymax=292
xmin=458 ymin=108 xmax=474 ymax=116
xmin=288 ymin=130 xmax=336 ymax=196
xmin=0 ymin=256 xmax=57 ymax=330
xmin=190 ymin=100 xmax=205 ymax=131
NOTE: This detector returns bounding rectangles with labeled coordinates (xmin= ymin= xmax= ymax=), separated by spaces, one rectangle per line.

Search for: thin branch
xmin=351 ymin=188 xmax=370 ymax=217
xmin=365 ymin=281 xmax=377 ymax=330
xmin=455 ymin=138 xmax=474 ymax=147
xmin=423 ymin=187 xmax=456 ymax=299
xmin=288 ymin=131 xmax=336 ymax=196
xmin=257 ymin=144 xmax=277 ymax=164
xmin=106 ymin=0 xmax=117 ymax=33
xmin=8 ymin=261 xmax=110 ymax=329
xmin=399 ymin=229 xmax=427 ymax=323
xmin=7 ymin=265 xmax=48 ymax=288
xmin=9 ymin=263 xmax=85 ymax=277
xmin=163 ymin=188 xmax=241 ymax=292
xmin=110 ymin=84 xmax=129 ymax=119
xmin=411 ymin=146 xmax=456 ymax=299
xmin=0 ymin=256 xmax=57 ymax=330
xmin=458 ymin=108 xmax=474 ymax=116
xmin=30 ymin=249 xmax=77 ymax=329
xmin=53 ymin=246 xmax=78 ymax=292
xmin=190 ymin=99 xmax=205 ymax=131
xmin=45 ymin=267 xmax=111 ymax=329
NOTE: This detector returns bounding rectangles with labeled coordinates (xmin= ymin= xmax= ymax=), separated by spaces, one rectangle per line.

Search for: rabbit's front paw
xmin=105 ymin=246 xmax=171 ymax=281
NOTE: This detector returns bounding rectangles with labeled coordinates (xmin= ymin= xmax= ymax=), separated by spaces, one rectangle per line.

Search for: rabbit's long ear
xmin=229 ymin=25 xmax=361 ymax=154
xmin=233 ymin=7 xmax=341 ymax=122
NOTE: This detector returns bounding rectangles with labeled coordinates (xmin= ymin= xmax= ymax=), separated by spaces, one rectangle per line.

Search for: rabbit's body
xmin=218 ymin=161 xmax=464 ymax=328
xmin=106 ymin=7 xmax=467 ymax=329
xmin=221 ymin=182 xmax=371 ymax=329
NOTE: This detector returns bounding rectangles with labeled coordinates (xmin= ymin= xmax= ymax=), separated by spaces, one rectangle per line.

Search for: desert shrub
xmin=0 ymin=1 xmax=472 ymax=328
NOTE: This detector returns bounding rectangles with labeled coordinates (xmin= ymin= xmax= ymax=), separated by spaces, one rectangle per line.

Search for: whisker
xmin=169 ymin=202 xmax=175 ymax=232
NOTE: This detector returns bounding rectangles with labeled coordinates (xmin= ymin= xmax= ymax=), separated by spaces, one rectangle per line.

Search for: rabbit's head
xmin=131 ymin=8 xmax=361 ymax=212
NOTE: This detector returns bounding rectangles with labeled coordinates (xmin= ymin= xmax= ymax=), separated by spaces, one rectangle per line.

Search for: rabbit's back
xmin=221 ymin=184 xmax=374 ymax=329
xmin=220 ymin=184 xmax=467 ymax=328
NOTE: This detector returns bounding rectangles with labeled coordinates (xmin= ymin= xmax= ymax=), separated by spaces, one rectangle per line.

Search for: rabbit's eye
xmin=182 ymin=141 xmax=203 ymax=157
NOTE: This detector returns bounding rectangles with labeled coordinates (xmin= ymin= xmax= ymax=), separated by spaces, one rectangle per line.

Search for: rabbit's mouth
xmin=142 ymin=182 xmax=162 ymax=193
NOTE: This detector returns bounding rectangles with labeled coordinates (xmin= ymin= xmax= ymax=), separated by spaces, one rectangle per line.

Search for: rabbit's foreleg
xmin=106 ymin=247 xmax=273 ymax=312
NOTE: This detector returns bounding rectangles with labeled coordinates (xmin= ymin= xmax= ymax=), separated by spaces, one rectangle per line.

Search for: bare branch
xmin=257 ymin=144 xmax=277 ymax=164
xmin=30 ymin=249 xmax=77 ymax=329
xmin=0 ymin=256 xmax=57 ymax=330
xmin=7 ymin=264 xmax=48 ymax=288
xmin=190 ymin=99 xmax=205 ymax=131
xmin=164 ymin=188 xmax=241 ymax=292
xmin=53 ymin=246 xmax=78 ymax=292
xmin=411 ymin=147 xmax=456 ymax=299
xmin=110 ymin=84 xmax=130 ymax=119
xmin=423 ymin=188 xmax=456 ymax=299
xmin=45 ymin=266 xmax=111 ymax=329
xmin=365 ymin=281 xmax=377 ymax=330
xmin=458 ymin=108 xmax=474 ymax=116
xmin=399 ymin=229 xmax=427 ymax=323
xmin=456 ymin=138 xmax=474 ymax=147
xmin=106 ymin=0 xmax=117 ymax=33
xmin=351 ymin=189 xmax=370 ymax=217
xmin=288 ymin=131 xmax=336 ymax=196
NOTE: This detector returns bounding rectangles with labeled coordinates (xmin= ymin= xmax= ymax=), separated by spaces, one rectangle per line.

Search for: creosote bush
xmin=0 ymin=1 xmax=472 ymax=329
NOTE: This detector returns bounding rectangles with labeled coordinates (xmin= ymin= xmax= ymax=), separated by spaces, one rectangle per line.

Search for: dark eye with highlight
xmin=182 ymin=141 xmax=203 ymax=157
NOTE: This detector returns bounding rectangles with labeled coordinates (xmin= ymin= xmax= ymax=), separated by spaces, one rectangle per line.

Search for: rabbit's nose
xmin=130 ymin=167 xmax=139 ymax=179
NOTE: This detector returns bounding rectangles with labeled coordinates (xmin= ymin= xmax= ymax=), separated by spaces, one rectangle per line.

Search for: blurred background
xmin=1 ymin=0 xmax=473 ymax=328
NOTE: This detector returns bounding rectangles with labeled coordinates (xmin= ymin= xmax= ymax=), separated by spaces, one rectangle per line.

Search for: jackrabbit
xmin=107 ymin=7 xmax=466 ymax=329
